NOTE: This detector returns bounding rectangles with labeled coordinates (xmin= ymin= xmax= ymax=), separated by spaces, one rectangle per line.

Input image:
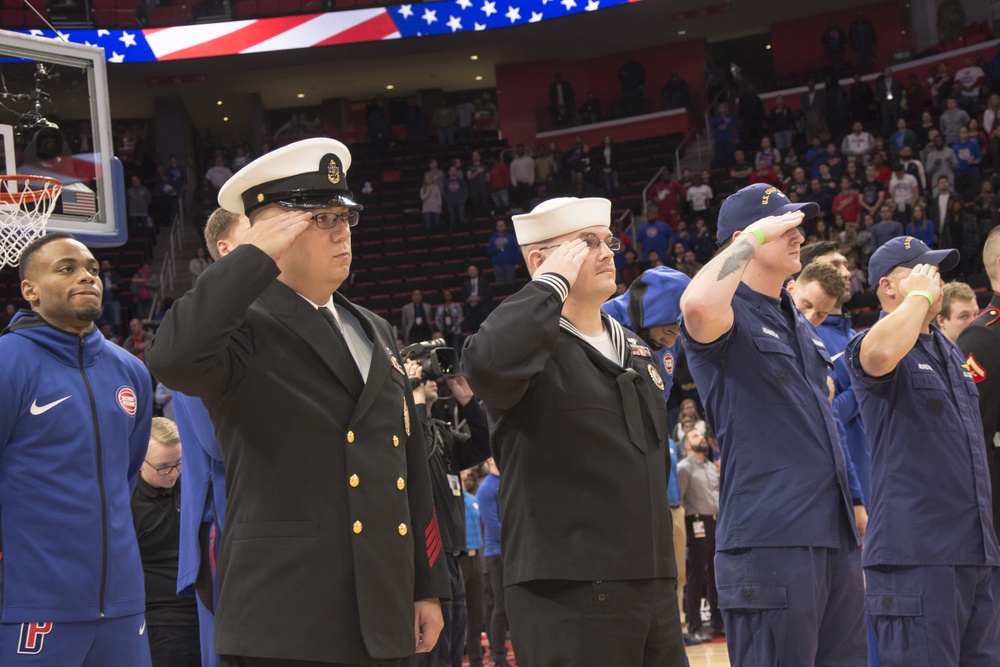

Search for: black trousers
xmin=505 ymin=578 xmax=685 ymax=667
xmin=484 ymin=555 xmax=509 ymax=665
xmin=221 ymin=657 xmax=399 ymax=666
xmin=459 ymin=551 xmax=486 ymax=667
xmin=684 ymin=514 xmax=723 ymax=633
xmin=149 ymin=623 xmax=201 ymax=667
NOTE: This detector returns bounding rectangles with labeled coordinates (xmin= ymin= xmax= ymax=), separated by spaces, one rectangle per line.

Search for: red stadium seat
xmin=148 ymin=6 xmax=170 ymax=25
xmin=235 ymin=0 xmax=258 ymax=17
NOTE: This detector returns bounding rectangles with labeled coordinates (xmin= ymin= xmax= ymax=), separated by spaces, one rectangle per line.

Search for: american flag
xmin=16 ymin=0 xmax=638 ymax=63
xmin=61 ymin=189 xmax=96 ymax=216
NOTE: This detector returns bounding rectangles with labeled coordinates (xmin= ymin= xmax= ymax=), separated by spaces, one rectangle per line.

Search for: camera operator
xmin=404 ymin=350 xmax=491 ymax=667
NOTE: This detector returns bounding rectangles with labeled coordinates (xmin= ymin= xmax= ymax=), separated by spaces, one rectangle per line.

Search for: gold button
xmin=347 ymin=431 xmax=355 ymax=443
xmin=353 ymin=520 xmax=363 ymax=534
xmin=398 ymin=523 xmax=408 ymax=536
xmin=393 ymin=435 xmax=400 ymax=447
xmin=397 ymin=477 xmax=405 ymax=490
xmin=349 ymin=474 xmax=359 ymax=488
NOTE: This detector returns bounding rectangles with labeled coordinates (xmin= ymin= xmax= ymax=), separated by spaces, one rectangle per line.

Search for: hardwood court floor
xmin=686 ymin=638 xmax=732 ymax=667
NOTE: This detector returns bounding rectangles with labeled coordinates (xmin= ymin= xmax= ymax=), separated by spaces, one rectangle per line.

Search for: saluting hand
xmin=899 ymin=264 xmax=943 ymax=305
xmin=240 ymin=210 xmax=313 ymax=262
xmin=535 ymin=238 xmax=590 ymax=289
xmin=741 ymin=210 xmax=805 ymax=246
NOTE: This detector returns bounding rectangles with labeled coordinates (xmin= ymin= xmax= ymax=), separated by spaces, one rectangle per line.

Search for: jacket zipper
xmin=79 ymin=335 xmax=108 ymax=618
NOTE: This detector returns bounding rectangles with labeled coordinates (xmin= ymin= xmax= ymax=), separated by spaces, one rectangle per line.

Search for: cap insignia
xmin=328 ymin=158 xmax=341 ymax=184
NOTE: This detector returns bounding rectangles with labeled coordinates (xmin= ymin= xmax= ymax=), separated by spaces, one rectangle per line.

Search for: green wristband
xmin=744 ymin=228 xmax=764 ymax=245
xmin=907 ymin=290 xmax=934 ymax=306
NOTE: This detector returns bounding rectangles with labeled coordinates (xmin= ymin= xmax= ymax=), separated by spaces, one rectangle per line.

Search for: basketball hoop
xmin=0 ymin=175 xmax=62 ymax=269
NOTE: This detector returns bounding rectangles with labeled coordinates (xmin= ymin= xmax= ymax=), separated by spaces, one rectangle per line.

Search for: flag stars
xmin=398 ymin=4 xmax=413 ymax=18
xmin=529 ymin=10 xmax=543 ymax=21
xmin=456 ymin=0 xmax=473 ymax=9
xmin=585 ymin=0 xmax=599 ymax=9
xmin=119 ymin=31 xmax=137 ymax=47
xmin=560 ymin=0 xmax=576 ymax=9
xmin=505 ymin=5 xmax=520 ymax=21
xmin=109 ymin=52 xmax=125 ymax=63
xmin=481 ymin=1 xmax=496 ymax=16
xmin=421 ymin=7 xmax=437 ymax=23
xmin=446 ymin=15 xmax=463 ymax=31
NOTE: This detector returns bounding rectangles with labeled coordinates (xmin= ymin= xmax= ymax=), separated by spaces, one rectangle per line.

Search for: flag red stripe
xmin=156 ymin=14 xmax=319 ymax=61
xmin=313 ymin=11 xmax=397 ymax=47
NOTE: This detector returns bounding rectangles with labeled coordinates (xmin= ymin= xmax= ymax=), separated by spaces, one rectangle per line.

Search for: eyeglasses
xmin=312 ymin=211 xmax=360 ymax=229
xmin=145 ymin=459 xmax=182 ymax=475
xmin=539 ymin=235 xmax=622 ymax=252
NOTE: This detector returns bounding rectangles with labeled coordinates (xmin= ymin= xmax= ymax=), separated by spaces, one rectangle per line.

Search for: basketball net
xmin=0 ymin=175 xmax=62 ymax=269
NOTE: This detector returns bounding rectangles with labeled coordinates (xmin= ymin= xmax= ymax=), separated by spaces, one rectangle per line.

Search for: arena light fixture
xmin=475 ymin=75 xmax=483 ymax=81
xmin=216 ymin=100 xmax=223 ymax=105
xmin=386 ymin=84 xmax=395 ymax=90
xmin=470 ymin=55 xmax=478 ymax=60
xmin=296 ymin=93 xmax=305 ymax=98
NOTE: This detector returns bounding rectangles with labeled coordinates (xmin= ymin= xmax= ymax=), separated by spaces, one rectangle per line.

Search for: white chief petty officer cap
xmin=511 ymin=197 xmax=612 ymax=246
xmin=218 ymin=137 xmax=362 ymax=216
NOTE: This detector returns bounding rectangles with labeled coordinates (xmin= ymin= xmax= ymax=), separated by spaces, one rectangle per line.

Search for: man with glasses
xmin=462 ymin=197 xmax=686 ymax=666
xmin=131 ymin=417 xmax=199 ymax=667
xmin=679 ymin=183 xmax=865 ymax=665
xmin=148 ymin=138 xmax=449 ymax=667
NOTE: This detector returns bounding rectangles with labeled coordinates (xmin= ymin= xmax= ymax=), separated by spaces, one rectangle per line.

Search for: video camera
xmin=400 ymin=338 xmax=459 ymax=386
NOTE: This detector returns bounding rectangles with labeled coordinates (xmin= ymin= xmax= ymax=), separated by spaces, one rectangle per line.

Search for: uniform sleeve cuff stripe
xmin=534 ymin=273 xmax=570 ymax=302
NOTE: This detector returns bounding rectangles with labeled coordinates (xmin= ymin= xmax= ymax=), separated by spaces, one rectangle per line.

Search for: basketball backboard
xmin=0 ymin=29 xmax=126 ymax=248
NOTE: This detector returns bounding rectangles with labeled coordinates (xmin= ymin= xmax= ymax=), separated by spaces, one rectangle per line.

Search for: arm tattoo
xmin=716 ymin=240 xmax=755 ymax=281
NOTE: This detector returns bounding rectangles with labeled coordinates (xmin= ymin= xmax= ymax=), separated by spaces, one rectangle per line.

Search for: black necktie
xmin=320 ymin=306 xmax=365 ymax=393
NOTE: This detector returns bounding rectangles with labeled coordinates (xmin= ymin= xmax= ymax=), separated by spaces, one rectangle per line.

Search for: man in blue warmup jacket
xmin=0 ymin=233 xmax=153 ymax=666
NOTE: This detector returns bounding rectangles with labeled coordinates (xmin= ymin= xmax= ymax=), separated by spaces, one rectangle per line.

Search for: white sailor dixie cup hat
xmin=218 ymin=137 xmax=363 ymax=216
xmin=511 ymin=197 xmax=612 ymax=245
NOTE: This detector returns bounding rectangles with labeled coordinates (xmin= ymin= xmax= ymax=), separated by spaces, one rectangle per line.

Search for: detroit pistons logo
xmin=663 ymin=352 xmax=675 ymax=375
xmin=17 ymin=622 xmax=53 ymax=654
xmin=116 ymin=386 xmax=138 ymax=417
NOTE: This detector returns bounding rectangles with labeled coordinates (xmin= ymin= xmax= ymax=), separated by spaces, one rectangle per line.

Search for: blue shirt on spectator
xmin=952 ymin=139 xmax=982 ymax=174
xmin=487 ymin=231 xmax=520 ymax=266
xmin=637 ymin=220 xmax=674 ymax=262
xmin=870 ymin=220 xmax=904 ymax=251
xmin=476 ymin=471 xmax=501 ymax=558
xmin=463 ymin=490 xmax=484 ymax=552
xmin=905 ymin=219 xmax=936 ymax=248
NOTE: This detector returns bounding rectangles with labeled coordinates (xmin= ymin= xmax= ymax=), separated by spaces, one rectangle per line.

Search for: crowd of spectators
xmin=654 ymin=50 xmax=1000 ymax=303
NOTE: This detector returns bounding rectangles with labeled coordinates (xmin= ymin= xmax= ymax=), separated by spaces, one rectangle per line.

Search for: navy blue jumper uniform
xmin=847 ymin=324 xmax=1000 ymax=667
xmin=681 ymin=282 xmax=866 ymax=666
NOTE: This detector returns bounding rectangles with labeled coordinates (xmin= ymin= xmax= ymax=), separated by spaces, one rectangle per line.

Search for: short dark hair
xmin=18 ymin=232 xmax=76 ymax=281
xmin=798 ymin=241 xmax=839 ymax=273
xmin=797 ymin=261 xmax=845 ymax=300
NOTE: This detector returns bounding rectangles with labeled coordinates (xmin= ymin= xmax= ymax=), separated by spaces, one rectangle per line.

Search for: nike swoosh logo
xmin=831 ymin=351 xmax=845 ymax=362
xmin=29 ymin=396 xmax=71 ymax=415
xmin=139 ymin=620 xmax=146 ymax=635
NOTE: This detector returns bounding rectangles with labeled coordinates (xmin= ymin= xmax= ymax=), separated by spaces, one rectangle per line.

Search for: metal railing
xmin=147 ymin=195 xmax=186 ymax=321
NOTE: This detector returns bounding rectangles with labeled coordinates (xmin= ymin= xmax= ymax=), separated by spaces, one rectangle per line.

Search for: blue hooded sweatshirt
xmin=603 ymin=268 xmax=691 ymax=506
xmin=0 ymin=310 xmax=152 ymax=622
xmin=602 ymin=267 xmax=691 ymax=394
